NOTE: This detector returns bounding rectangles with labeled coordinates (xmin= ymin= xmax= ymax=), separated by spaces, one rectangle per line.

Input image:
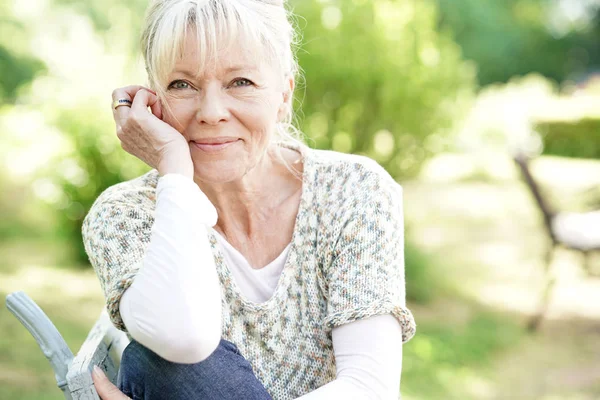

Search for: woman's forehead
xmin=173 ymin=31 xmax=270 ymax=77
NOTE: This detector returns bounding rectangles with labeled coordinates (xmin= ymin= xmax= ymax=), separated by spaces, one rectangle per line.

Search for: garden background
xmin=1 ymin=0 xmax=600 ymax=398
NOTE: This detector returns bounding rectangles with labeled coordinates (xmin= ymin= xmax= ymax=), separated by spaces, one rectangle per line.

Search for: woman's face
xmin=161 ymin=32 xmax=291 ymax=184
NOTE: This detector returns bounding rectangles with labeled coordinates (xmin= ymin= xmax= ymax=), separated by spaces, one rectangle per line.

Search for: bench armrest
xmin=67 ymin=310 xmax=130 ymax=399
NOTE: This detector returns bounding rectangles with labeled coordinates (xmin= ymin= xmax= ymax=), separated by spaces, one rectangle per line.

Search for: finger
xmin=92 ymin=366 xmax=131 ymax=400
xmin=112 ymin=85 xmax=151 ymax=128
xmin=131 ymin=89 xmax=162 ymax=120
xmin=148 ymin=92 xmax=163 ymax=120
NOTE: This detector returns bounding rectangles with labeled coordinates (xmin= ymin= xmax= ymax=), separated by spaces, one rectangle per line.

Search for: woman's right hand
xmin=92 ymin=366 xmax=131 ymax=400
xmin=111 ymin=86 xmax=194 ymax=178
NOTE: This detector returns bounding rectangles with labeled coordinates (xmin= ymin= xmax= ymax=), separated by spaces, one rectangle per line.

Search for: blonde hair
xmin=140 ymin=0 xmax=306 ymax=156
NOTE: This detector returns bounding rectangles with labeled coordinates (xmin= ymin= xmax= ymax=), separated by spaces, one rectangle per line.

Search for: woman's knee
xmin=117 ymin=339 xmax=272 ymax=399
xmin=117 ymin=340 xmax=165 ymax=398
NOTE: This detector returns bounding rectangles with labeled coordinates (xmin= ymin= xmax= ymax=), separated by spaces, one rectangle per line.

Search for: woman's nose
xmin=195 ymin=88 xmax=229 ymax=125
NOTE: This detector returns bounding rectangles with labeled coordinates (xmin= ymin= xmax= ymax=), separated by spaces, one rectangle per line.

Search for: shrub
xmin=536 ymin=118 xmax=600 ymax=159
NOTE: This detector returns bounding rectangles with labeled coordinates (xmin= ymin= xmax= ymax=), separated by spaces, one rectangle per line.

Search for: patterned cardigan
xmin=82 ymin=144 xmax=416 ymax=400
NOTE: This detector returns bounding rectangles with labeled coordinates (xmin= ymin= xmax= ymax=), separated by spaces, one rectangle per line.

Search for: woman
xmin=83 ymin=0 xmax=416 ymax=399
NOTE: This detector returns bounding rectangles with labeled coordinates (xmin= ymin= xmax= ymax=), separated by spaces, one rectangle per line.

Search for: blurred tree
xmin=0 ymin=46 xmax=45 ymax=103
xmin=435 ymin=0 xmax=600 ymax=85
xmin=0 ymin=2 xmax=46 ymax=103
xmin=46 ymin=0 xmax=475 ymax=179
xmin=50 ymin=0 xmax=149 ymax=56
xmin=2 ymin=0 xmax=475 ymax=264
xmin=291 ymin=0 xmax=475 ymax=178
xmin=537 ymin=118 xmax=600 ymax=159
xmin=49 ymin=107 xmax=150 ymax=264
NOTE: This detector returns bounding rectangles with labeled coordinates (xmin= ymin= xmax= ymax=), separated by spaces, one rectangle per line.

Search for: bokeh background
xmin=2 ymin=0 xmax=600 ymax=399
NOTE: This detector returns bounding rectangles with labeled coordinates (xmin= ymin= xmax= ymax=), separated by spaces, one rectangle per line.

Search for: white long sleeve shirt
xmin=120 ymin=173 xmax=404 ymax=399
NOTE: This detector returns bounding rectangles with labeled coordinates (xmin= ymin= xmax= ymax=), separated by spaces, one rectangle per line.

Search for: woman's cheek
xmin=162 ymin=100 xmax=195 ymax=134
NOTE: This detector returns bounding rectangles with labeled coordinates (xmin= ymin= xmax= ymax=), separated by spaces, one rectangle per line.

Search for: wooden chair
xmin=513 ymin=153 xmax=600 ymax=330
xmin=5 ymin=291 xmax=129 ymax=399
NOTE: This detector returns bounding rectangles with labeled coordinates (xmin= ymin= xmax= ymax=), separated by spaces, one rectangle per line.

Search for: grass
xmin=0 ymin=304 xmax=98 ymax=399
xmin=0 ymin=247 xmax=105 ymax=399
xmin=0 ymin=302 xmax=91 ymax=399
xmin=402 ymin=153 xmax=600 ymax=400
xmin=402 ymin=305 xmax=523 ymax=400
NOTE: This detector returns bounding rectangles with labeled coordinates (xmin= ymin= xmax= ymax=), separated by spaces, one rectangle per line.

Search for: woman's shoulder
xmin=82 ymin=170 xmax=159 ymax=258
xmin=91 ymin=169 xmax=160 ymax=208
xmin=83 ymin=169 xmax=160 ymax=230
xmin=304 ymin=148 xmax=401 ymax=200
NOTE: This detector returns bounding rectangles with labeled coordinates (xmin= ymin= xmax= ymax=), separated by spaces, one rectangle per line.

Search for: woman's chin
xmin=192 ymin=161 xmax=245 ymax=184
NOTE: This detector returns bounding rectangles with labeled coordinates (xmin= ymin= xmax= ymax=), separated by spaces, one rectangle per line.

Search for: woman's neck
xmin=195 ymin=146 xmax=302 ymax=240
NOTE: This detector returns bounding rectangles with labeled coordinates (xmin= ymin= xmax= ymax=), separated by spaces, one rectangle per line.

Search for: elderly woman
xmin=84 ymin=0 xmax=416 ymax=399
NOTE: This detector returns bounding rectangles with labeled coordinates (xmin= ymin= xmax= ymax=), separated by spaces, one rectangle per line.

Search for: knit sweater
xmin=82 ymin=144 xmax=417 ymax=399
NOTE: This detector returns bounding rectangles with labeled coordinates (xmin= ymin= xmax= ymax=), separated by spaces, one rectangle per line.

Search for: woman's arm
xmin=119 ymin=173 xmax=222 ymax=364
xmin=296 ymin=314 xmax=403 ymax=400
xmin=83 ymin=86 xmax=222 ymax=363
xmin=306 ymin=168 xmax=416 ymax=399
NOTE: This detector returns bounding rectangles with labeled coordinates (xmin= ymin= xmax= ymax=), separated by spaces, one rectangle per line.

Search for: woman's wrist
xmin=157 ymin=148 xmax=194 ymax=179
xmin=156 ymin=171 xmax=219 ymax=227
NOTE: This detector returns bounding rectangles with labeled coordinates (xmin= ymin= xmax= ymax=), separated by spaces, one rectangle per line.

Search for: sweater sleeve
xmin=323 ymin=179 xmax=416 ymax=343
xmin=296 ymin=314 xmax=404 ymax=400
xmin=82 ymin=188 xmax=155 ymax=332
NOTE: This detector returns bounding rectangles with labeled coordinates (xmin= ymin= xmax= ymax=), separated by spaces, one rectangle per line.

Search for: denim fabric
xmin=117 ymin=339 xmax=273 ymax=400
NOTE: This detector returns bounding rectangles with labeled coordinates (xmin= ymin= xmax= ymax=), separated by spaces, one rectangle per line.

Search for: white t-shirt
xmin=214 ymin=232 xmax=291 ymax=303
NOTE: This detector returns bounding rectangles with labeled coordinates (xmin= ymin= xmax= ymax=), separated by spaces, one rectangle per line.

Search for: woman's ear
xmin=278 ymin=76 xmax=295 ymax=121
xmin=284 ymin=75 xmax=295 ymax=104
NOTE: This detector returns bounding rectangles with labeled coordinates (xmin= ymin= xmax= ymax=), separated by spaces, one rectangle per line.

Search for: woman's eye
xmin=231 ymin=78 xmax=253 ymax=88
xmin=169 ymin=80 xmax=190 ymax=90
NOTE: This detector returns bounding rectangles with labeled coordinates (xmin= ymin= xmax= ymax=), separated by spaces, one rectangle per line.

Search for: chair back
xmin=66 ymin=311 xmax=129 ymax=399
xmin=6 ymin=291 xmax=129 ymax=400
xmin=513 ymin=153 xmax=557 ymax=243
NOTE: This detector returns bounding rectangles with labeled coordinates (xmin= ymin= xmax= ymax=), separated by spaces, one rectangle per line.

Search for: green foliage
xmin=435 ymin=0 xmax=600 ymax=85
xmin=291 ymin=0 xmax=475 ymax=178
xmin=0 ymin=45 xmax=45 ymax=103
xmin=49 ymin=107 xmax=150 ymax=264
xmin=0 ymin=5 xmax=46 ymax=103
xmin=405 ymin=239 xmax=441 ymax=304
xmin=0 ymin=175 xmax=56 ymax=240
xmin=4 ymin=0 xmax=473 ymax=262
xmin=537 ymin=118 xmax=600 ymax=159
xmin=50 ymin=0 xmax=149 ymax=55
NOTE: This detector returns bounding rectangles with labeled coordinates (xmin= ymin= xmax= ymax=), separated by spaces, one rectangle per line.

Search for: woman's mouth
xmin=191 ymin=138 xmax=240 ymax=153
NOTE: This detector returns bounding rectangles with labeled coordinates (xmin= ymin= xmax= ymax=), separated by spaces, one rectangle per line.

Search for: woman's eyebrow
xmin=171 ymin=69 xmax=197 ymax=78
xmin=224 ymin=65 xmax=259 ymax=73
xmin=169 ymin=65 xmax=259 ymax=79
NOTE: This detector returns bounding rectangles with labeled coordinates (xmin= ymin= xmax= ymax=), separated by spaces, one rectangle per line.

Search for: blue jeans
xmin=117 ymin=339 xmax=273 ymax=400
